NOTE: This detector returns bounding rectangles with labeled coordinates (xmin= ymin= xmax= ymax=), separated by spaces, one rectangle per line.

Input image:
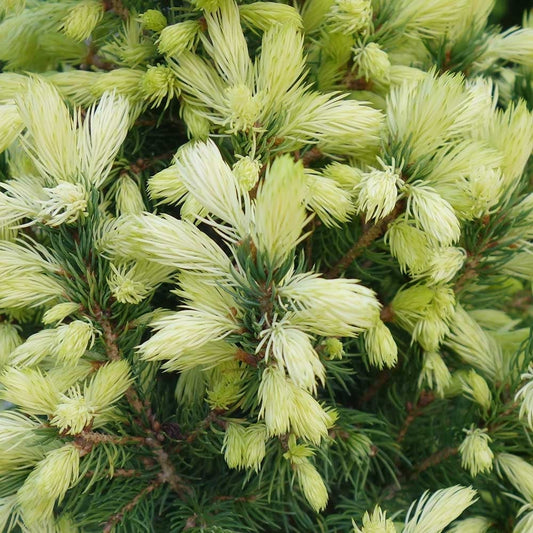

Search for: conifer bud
xmin=406 ymin=183 xmax=461 ymax=246
xmin=322 ymin=162 xmax=363 ymax=190
xmin=0 ymin=322 xmax=22 ymax=368
xmin=225 ymin=84 xmax=261 ymax=132
xmin=364 ymin=320 xmax=398 ymax=369
xmin=385 ymin=219 xmax=431 ymax=275
xmin=352 ymin=42 xmax=391 ymax=83
xmin=403 ymin=486 xmax=478 ymax=533
xmin=515 ymin=366 xmax=533 ymax=430
xmin=239 ymin=3 xmax=303 ymax=31
xmin=419 ymin=247 xmax=466 ymax=285
xmin=116 ymin=175 xmax=145 ymax=215
xmin=232 ymin=156 xmax=261 ymax=192
xmin=460 ymin=370 xmax=492 ymax=412
xmin=206 ymin=362 xmax=243 ymax=410
xmin=356 ymin=164 xmax=400 ymax=221
xmin=352 ymin=506 xmax=396 ymax=533
xmin=39 ymin=182 xmax=88 ymax=227
xmin=60 ymin=0 xmax=103 ymax=41
xmin=8 ymin=329 xmax=58 ymax=368
xmin=447 ymin=517 xmax=491 ymax=533
xmin=294 ymin=460 xmax=329 ymax=512
xmin=496 ymin=453 xmax=533 ymax=502
xmin=56 ymin=320 xmax=95 ymax=365
xmin=323 ymin=338 xmax=344 ymax=359
xmin=17 ymin=444 xmax=81 ymax=525
xmin=141 ymin=65 xmax=180 ymax=108
xmin=139 ymin=10 xmax=168 ymax=32
xmin=158 ymin=21 xmax=202 ymax=57
xmin=0 ymin=104 xmax=24 ymax=152
xmin=42 ymin=302 xmax=80 ymax=325
xmin=326 ymin=0 xmax=372 ymax=35
xmin=52 ymin=387 xmax=93 ymax=435
xmin=418 ymin=351 xmax=451 ymax=397
xmin=181 ymin=104 xmax=211 ymax=139
xmin=223 ymin=422 xmax=267 ymax=472
xmin=0 ymin=367 xmax=60 ymax=415
xmin=459 ymin=427 xmax=493 ymax=477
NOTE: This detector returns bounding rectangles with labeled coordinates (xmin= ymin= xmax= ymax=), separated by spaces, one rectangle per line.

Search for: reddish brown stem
xmin=103 ymin=478 xmax=162 ymax=533
xmin=396 ymin=391 xmax=435 ymax=444
xmin=324 ymin=201 xmax=404 ymax=279
xmin=411 ymin=447 xmax=459 ymax=478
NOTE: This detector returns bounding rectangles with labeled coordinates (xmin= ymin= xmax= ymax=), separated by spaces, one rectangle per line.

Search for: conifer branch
xmin=396 ymin=391 xmax=435 ymax=444
xmin=324 ymin=201 xmax=405 ymax=279
xmin=103 ymin=477 xmax=163 ymax=533
xmin=411 ymin=447 xmax=459 ymax=478
xmin=102 ymin=0 xmax=129 ymax=19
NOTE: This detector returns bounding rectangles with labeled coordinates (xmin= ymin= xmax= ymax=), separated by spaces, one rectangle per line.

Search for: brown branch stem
xmin=411 ymin=447 xmax=459 ymax=479
xmin=396 ymin=391 xmax=435 ymax=444
xmin=324 ymin=201 xmax=404 ymax=279
xmin=103 ymin=478 xmax=162 ymax=533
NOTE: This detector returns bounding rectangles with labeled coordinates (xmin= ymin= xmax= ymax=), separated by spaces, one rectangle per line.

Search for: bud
xmin=323 ymin=338 xmax=344 ymax=359
xmin=406 ymin=183 xmax=461 ymax=246
xmin=141 ymin=65 xmax=181 ymax=109
xmin=322 ymin=162 xmax=363 ymax=190
xmin=0 ymin=367 xmax=60 ymax=415
xmin=158 ymin=21 xmax=202 ymax=57
xmin=459 ymin=427 xmax=493 ymax=476
xmin=447 ymin=517 xmax=491 ymax=533
xmin=258 ymin=366 xmax=292 ymax=436
xmin=305 ymin=170 xmax=355 ymax=227
xmin=326 ymin=0 xmax=372 ymax=35
xmin=356 ymin=164 xmax=400 ymax=221
xmin=8 ymin=329 xmax=58 ymax=368
xmin=0 ymin=322 xmax=22 ymax=368
xmin=56 ymin=320 xmax=95 ymax=364
xmin=515 ymin=366 xmax=533 ymax=430
xmin=417 ymin=247 xmax=466 ymax=284
xmin=181 ymin=103 xmax=211 ymax=139
xmin=418 ymin=351 xmax=451 ymax=397
xmin=385 ymin=219 xmax=432 ymax=275
xmin=239 ymin=3 xmax=303 ymax=31
xmin=115 ymin=175 xmax=145 ymax=215
xmin=206 ymin=362 xmax=243 ymax=410
xmin=85 ymin=360 xmax=132 ymax=413
xmin=52 ymin=387 xmax=93 ymax=435
xmin=460 ymin=370 xmax=492 ymax=412
xmin=232 ymin=156 xmax=261 ymax=192
xmin=225 ymin=84 xmax=261 ymax=132
xmin=403 ymin=486 xmax=478 ymax=533
xmin=223 ymin=422 xmax=267 ymax=472
xmin=0 ymin=104 xmax=24 ymax=152
xmin=139 ymin=10 xmax=168 ymax=32
xmin=496 ymin=453 xmax=533 ymax=502
xmin=352 ymin=506 xmax=396 ymax=533
xmin=365 ymin=320 xmax=398 ymax=369
xmin=294 ymin=460 xmax=329 ymax=512
xmin=91 ymin=69 xmax=144 ymax=101
xmin=38 ymin=182 xmax=88 ymax=226
xmin=352 ymin=42 xmax=391 ymax=83
xmin=17 ymin=444 xmax=81 ymax=525
xmin=42 ymin=302 xmax=80 ymax=325
xmin=60 ymin=0 xmax=103 ymax=41
xmin=108 ymin=261 xmax=173 ymax=305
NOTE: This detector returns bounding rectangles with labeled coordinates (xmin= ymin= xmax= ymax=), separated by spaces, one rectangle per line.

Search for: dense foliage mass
xmin=0 ymin=0 xmax=532 ymax=531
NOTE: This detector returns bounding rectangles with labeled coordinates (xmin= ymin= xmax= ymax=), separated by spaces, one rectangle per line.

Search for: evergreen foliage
xmin=0 ymin=0 xmax=532 ymax=531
